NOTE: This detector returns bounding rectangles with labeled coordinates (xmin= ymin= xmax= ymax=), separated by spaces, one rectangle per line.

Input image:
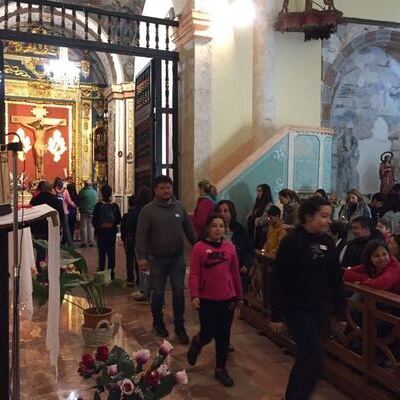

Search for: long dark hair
xmin=67 ymin=182 xmax=78 ymax=197
xmin=216 ymin=199 xmax=237 ymax=230
xmin=279 ymin=188 xmax=300 ymax=204
xmin=53 ymin=177 xmax=63 ymax=190
xmin=253 ymin=184 xmax=273 ymax=217
xmin=361 ymin=240 xmax=390 ymax=277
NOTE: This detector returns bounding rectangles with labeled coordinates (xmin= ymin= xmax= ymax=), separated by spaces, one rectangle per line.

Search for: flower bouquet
xmin=78 ymin=340 xmax=188 ymax=400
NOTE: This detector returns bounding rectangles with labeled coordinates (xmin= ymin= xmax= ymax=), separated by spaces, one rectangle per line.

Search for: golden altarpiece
xmin=3 ymin=40 xmax=108 ymax=190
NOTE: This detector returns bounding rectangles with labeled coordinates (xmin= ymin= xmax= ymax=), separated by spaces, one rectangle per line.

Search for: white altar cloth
xmin=0 ymin=204 xmax=60 ymax=367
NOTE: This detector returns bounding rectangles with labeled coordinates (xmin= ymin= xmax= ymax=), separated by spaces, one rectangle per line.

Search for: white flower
xmin=132 ymin=349 xmax=151 ymax=365
xmin=159 ymin=340 xmax=174 ymax=356
xmin=120 ymin=378 xmax=135 ymax=395
xmin=106 ymin=364 xmax=118 ymax=376
xmin=156 ymin=364 xmax=170 ymax=378
xmin=174 ymin=370 xmax=189 ymax=385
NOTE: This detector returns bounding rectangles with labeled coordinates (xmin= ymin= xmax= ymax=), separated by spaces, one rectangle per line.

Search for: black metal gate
xmin=0 ymin=1 xmax=180 ymax=398
xmin=134 ymin=58 xmax=178 ymax=194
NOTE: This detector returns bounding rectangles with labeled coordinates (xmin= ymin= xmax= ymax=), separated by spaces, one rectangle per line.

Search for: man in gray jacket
xmin=136 ymin=175 xmax=197 ymax=344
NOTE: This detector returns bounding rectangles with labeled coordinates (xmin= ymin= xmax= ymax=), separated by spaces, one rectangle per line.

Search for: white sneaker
xmin=130 ymin=291 xmax=144 ymax=300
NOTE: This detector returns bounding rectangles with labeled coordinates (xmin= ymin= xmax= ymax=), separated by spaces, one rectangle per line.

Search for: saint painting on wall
xmin=94 ymin=124 xmax=108 ymax=163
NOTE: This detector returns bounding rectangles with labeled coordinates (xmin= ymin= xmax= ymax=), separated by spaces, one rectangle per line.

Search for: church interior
xmin=1 ymin=0 xmax=400 ymax=399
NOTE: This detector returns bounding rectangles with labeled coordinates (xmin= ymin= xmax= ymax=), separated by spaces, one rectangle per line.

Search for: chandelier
xmin=44 ymin=47 xmax=80 ymax=88
xmin=275 ymin=0 xmax=343 ymax=41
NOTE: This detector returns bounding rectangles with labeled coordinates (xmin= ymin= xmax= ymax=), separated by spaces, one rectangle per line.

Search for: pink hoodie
xmin=189 ymin=239 xmax=243 ymax=301
xmin=191 ymin=197 xmax=216 ymax=236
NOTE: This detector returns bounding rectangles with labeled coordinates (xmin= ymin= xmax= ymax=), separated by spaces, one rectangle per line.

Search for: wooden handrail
xmin=241 ymin=254 xmax=400 ymax=399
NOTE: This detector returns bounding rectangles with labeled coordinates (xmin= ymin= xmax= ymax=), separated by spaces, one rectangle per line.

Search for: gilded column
xmin=80 ymin=99 xmax=92 ymax=182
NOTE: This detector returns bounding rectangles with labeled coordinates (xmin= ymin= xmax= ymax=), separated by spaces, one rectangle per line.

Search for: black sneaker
xmin=175 ymin=328 xmax=190 ymax=345
xmin=187 ymin=337 xmax=202 ymax=365
xmin=228 ymin=345 xmax=235 ymax=353
xmin=215 ymin=369 xmax=234 ymax=387
xmin=153 ymin=323 xmax=169 ymax=338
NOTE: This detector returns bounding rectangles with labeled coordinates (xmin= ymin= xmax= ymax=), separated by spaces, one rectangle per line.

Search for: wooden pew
xmin=241 ymin=250 xmax=400 ymax=400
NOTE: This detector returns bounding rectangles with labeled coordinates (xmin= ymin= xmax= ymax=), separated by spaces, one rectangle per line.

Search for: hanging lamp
xmin=275 ymin=0 xmax=343 ymax=41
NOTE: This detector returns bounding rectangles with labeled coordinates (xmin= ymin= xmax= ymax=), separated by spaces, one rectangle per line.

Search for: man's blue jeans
xmin=149 ymin=253 xmax=186 ymax=330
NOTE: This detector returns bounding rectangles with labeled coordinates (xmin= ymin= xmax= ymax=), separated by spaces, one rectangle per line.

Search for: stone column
xmin=252 ymin=0 xmax=279 ymax=139
xmin=105 ymin=83 xmax=135 ymax=213
xmin=172 ymin=0 xmax=213 ymax=209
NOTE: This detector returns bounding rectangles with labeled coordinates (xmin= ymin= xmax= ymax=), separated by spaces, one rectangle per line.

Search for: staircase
xmin=215 ymin=125 xmax=334 ymax=223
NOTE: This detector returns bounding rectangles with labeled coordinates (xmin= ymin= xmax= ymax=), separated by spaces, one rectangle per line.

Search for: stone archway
xmin=321 ymin=28 xmax=400 ymax=196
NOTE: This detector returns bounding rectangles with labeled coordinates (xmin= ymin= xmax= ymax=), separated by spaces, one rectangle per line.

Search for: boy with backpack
xmin=92 ymin=185 xmax=121 ymax=280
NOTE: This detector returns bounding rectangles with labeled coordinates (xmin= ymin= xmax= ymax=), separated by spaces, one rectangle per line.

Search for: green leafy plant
xmin=33 ymin=240 xmax=124 ymax=313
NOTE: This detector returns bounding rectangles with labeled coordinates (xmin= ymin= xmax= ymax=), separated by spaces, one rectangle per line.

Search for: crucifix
xmin=11 ymin=105 xmax=67 ymax=179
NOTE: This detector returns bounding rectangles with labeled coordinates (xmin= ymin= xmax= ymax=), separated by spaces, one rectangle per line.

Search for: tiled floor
xmin=19 ymin=240 xmax=349 ymax=400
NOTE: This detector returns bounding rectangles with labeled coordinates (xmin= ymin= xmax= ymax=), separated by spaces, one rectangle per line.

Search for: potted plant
xmin=33 ymin=240 xmax=124 ymax=340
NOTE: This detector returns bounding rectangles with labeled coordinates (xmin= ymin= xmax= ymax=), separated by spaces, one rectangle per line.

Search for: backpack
xmin=99 ymin=202 xmax=115 ymax=229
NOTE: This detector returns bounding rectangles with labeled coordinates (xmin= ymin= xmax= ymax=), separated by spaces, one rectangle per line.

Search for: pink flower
xmin=132 ymin=349 xmax=151 ymax=365
xmin=120 ymin=378 xmax=135 ymax=395
xmin=107 ymin=364 xmax=118 ymax=376
xmin=156 ymin=364 xmax=170 ymax=378
xmin=95 ymin=345 xmax=109 ymax=362
xmin=175 ymin=370 xmax=189 ymax=385
xmin=159 ymin=340 xmax=174 ymax=356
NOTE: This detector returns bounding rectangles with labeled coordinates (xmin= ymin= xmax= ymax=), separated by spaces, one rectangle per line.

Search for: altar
xmin=0 ymin=204 xmax=60 ymax=399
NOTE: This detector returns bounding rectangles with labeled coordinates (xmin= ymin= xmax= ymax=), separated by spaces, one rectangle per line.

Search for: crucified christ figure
xmin=12 ymin=110 xmax=67 ymax=179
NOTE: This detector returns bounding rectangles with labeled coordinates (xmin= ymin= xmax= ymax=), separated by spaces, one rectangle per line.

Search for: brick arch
xmin=321 ymin=29 xmax=400 ymax=128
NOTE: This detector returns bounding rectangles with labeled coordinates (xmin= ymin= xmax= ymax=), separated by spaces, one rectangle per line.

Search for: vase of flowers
xmin=77 ymin=340 xmax=188 ymax=400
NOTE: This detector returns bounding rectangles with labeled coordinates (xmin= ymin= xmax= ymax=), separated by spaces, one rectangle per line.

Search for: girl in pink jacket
xmin=187 ymin=213 xmax=243 ymax=387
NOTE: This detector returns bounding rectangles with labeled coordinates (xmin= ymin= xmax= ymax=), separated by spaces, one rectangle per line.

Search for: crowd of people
xmin=28 ymin=175 xmax=400 ymax=399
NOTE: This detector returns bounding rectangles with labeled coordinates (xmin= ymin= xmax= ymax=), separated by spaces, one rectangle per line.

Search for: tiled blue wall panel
xmin=218 ymin=136 xmax=289 ymax=225
xmin=293 ymin=135 xmax=320 ymax=192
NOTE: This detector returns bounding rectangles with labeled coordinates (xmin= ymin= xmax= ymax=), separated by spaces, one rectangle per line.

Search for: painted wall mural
xmin=323 ymin=24 xmax=400 ymax=196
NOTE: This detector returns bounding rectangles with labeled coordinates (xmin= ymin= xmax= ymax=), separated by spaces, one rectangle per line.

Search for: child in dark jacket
xmin=121 ymin=195 xmax=138 ymax=286
xmin=92 ymin=185 xmax=121 ymax=280
xmin=344 ymin=240 xmax=400 ymax=294
xmin=187 ymin=213 xmax=243 ymax=388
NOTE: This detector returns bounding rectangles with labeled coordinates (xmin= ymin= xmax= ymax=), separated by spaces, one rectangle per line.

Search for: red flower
xmin=78 ymin=365 xmax=93 ymax=379
xmin=81 ymin=353 xmax=95 ymax=369
xmin=143 ymin=370 xmax=161 ymax=387
xmin=95 ymin=345 xmax=109 ymax=362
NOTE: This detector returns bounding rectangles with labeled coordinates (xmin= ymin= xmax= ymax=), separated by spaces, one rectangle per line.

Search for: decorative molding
xmin=104 ymin=82 xmax=135 ymax=101
xmin=171 ymin=8 xmax=212 ymax=49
